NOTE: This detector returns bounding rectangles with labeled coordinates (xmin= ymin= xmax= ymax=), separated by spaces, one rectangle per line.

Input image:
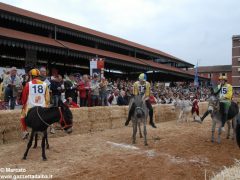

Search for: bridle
xmin=36 ymin=106 xmax=72 ymax=129
xmin=135 ymin=106 xmax=145 ymax=117
xmin=58 ymin=107 xmax=72 ymax=129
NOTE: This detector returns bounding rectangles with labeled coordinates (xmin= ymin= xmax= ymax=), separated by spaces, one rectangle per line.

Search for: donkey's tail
xmin=236 ymin=114 xmax=240 ymax=148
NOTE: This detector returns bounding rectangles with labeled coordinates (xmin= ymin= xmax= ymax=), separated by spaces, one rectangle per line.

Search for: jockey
xmin=125 ymin=73 xmax=157 ymax=128
xmin=20 ymin=69 xmax=50 ymax=139
xmin=217 ymin=76 xmax=233 ymax=130
xmin=198 ymin=76 xmax=232 ymax=128
xmin=191 ymin=95 xmax=199 ymax=116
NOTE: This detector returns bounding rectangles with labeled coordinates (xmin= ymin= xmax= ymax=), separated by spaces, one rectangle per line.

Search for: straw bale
xmin=110 ymin=106 xmax=127 ymax=119
xmin=111 ymin=117 xmax=126 ymax=129
xmin=91 ymin=121 xmax=111 ymax=132
xmin=199 ymin=102 xmax=208 ymax=115
xmin=152 ymin=105 xmax=158 ymax=122
xmin=88 ymin=107 xmax=111 ymax=123
xmin=73 ymin=120 xmax=91 ymax=134
xmin=72 ymin=107 xmax=88 ymax=123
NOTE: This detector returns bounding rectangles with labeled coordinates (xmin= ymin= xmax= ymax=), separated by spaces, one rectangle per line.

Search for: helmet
xmin=139 ymin=73 xmax=145 ymax=81
xmin=29 ymin=69 xmax=40 ymax=77
xmin=219 ymin=75 xmax=227 ymax=81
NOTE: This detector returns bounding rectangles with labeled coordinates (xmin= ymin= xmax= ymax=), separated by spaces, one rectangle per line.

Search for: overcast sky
xmin=2 ymin=0 xmax=240 ymax=66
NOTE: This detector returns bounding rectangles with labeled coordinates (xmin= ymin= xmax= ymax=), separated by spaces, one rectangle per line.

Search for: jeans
xmin=91 ymin=95 xmax=99 ymax=106
xmin=4 ymin=87 xmax=16 ymax=110
xmin=53 ymin=95 xmax=61 ymax=107
xmin=100 ymin=93 xmax=108 ymax=106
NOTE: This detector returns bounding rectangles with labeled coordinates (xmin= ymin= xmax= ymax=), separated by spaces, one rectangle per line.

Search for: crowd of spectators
xmin=0 ymin=66 xmax=214 ymax=110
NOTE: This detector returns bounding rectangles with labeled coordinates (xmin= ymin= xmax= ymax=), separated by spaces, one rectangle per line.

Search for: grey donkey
xmin=130 ymin=95 xmax=149 ymax=146
xmin=206 ymin=95 xmax=239 ymax=143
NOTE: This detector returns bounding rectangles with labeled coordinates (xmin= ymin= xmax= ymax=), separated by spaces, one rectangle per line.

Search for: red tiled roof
xmin=58 ymin=40 xmax=146 ymax=65
xmin=0 ymin=27 xmax=63 ymax=48
xmin=0 ymin=27 xmax=206 ymax=79
xmin=0 ymin=2 xmax=192 ymax=65
xmin=140 ymin=59 xmax=196 ymax=76
xmin=197 ymin=65 xmax=232 ymax=73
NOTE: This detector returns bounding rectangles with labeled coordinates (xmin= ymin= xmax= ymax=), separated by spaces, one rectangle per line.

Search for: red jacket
xmin=78 ymin=81 xmax=90 ymax=98
xmin=64 ymin=101 xmax=80 ymax=108
xmin=149 ymin=95 xmax=157 ymax=104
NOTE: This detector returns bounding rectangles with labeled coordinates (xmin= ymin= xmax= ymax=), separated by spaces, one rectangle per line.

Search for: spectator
xmin=64 ymin=97 xmax=80 ymax=108
xmin=117 ymin=90 xmax=128 ymax=106
xmin=39 ymin=67 xmax=51 ymax=87
xmin=50 ymin=75 xmax=63 ymax=106
xmin=108 ymin=88 xmax=119 ymax=106
xmin=99 ymin=77 xmax=108 ymax=106
xmin=3 ymin=67 xmax=22 ymax=109
xmin=64 ymin=74 xmax=78 ymax=103
xmin=0 ymin=78 xmax=3 ymax=101
xmin=90 ymin=73 xmax=100 ymax=106
xmin=149 ymin=91 xmax=157 ymax=105
xmin=78 ymin=74 xmax=90 ymax=107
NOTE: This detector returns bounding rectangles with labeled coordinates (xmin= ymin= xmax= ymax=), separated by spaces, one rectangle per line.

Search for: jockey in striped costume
xmin=20 ymin=69 xmax=50 ymax=139
xmin=125 ymin=73 xmax=157 ymax=128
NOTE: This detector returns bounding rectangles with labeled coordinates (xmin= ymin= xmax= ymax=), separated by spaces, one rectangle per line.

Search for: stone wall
xmin=0 ymin=103 xmax=208 ymax=144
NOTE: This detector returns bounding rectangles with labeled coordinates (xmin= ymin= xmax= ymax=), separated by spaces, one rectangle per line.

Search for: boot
xmin=221 ymin=113 xmax=228 ymax=128
xmin=200 ymin=110 xmax=210 ymax=122
xmin=150 ymin=121 xmax=157 ymax=128
xmin=149 ymin=108 xmax=156 ymax=128
xmin=125 ymin=117 xmax=130 ymax=126
xmin=50 ymin=127 xmax=55 ymax=134
xmin=22 ymin=131 xmax=29 ymax=140
xmin=125 ymin=103 xmax=135 ymax=126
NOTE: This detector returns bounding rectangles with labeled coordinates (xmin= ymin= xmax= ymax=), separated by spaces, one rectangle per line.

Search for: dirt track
xmin=1 ymin=118 xmax=240 ymax=180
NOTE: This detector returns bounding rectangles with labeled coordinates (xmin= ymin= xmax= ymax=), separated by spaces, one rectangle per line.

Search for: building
xmin=192 ymin=65 xmax=232 ymax=86
xmin=0 ymin=2 xmax=208 ymax=82
xmin=232 ymin=35 xmax=240 ymax=89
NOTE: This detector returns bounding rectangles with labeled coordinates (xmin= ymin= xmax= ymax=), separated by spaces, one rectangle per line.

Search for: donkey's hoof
xmin=46 ymin=145 xmax=50 ymax=149
xmin=145 ymin=143 xmax=148 ymax=146
xmin=226 ymin=136 xmax=230 ymax=139
xmin=22 ymin=157 xmax=26 ymax=160
xmin=211 ymin=139 xmax=214 ymax=143
xmin=140 ymin=136 xmax=143 ymax=138
xmin=42 ymin=157 xmax=47 ymax=161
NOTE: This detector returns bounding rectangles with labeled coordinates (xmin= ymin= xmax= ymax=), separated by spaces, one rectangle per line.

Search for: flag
xmin=90 ymin=58 xmax=105 ymax=77
xmin=194 ymin=62 xmax=199 ymax=87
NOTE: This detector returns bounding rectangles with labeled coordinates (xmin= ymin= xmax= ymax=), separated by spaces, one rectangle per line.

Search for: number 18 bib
xmin=28 ymin=82 xmax=47 ymax=108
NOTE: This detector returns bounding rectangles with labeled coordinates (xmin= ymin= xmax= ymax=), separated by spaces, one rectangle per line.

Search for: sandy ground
xmin=0 ymin=118 xmax=240 ymax=180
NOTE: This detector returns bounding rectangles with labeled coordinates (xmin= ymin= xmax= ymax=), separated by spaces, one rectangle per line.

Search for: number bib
xmin=220 ymin=87 xmax=227 ymax=98
xmin=138 ymin=84 xmax=146 ymax=96
xmin=28 ymin=82 xmax=47 ymax=108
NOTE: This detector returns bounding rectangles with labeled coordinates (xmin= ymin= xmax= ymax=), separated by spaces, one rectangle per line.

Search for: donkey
xmin=174 ymin=98 xmax=193 ymax=123
xmin=207 ymin=95 xmax=239 ymax=143
xmin=22 ymin=100 xmax=73 ymax=160
xmin=130 ymin=95 xmax=149 ymax=146
xmin=236 ymin=114 xmax=240 ymax=148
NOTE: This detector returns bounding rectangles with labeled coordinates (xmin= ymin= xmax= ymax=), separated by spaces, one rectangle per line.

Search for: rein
xmin=58 ymin=107 xmax=72 ymax=129
xmin=36 ymin=106 xmax=72 ymax=129
xmin=37 ymin=107 xmax=51 ymax=127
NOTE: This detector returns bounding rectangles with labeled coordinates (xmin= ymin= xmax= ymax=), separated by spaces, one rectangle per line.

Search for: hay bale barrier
xmin=211 ymin=160 xmax=240 ymax=180
xmin=0 ymin=103 xmax=208 ymax=144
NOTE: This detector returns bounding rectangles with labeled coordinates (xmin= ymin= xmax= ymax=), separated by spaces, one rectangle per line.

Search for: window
xmin=220 ymin=73 xmax=226 ymax=76
xmin=208 ymin=73 xmax=212 ymax=78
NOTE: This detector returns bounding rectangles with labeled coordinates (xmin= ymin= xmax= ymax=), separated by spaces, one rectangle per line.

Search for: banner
xmin=194 ymin=62 xmax=199 ymax=87
xmin=90 ymin=58 xmax=104 ymax=77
